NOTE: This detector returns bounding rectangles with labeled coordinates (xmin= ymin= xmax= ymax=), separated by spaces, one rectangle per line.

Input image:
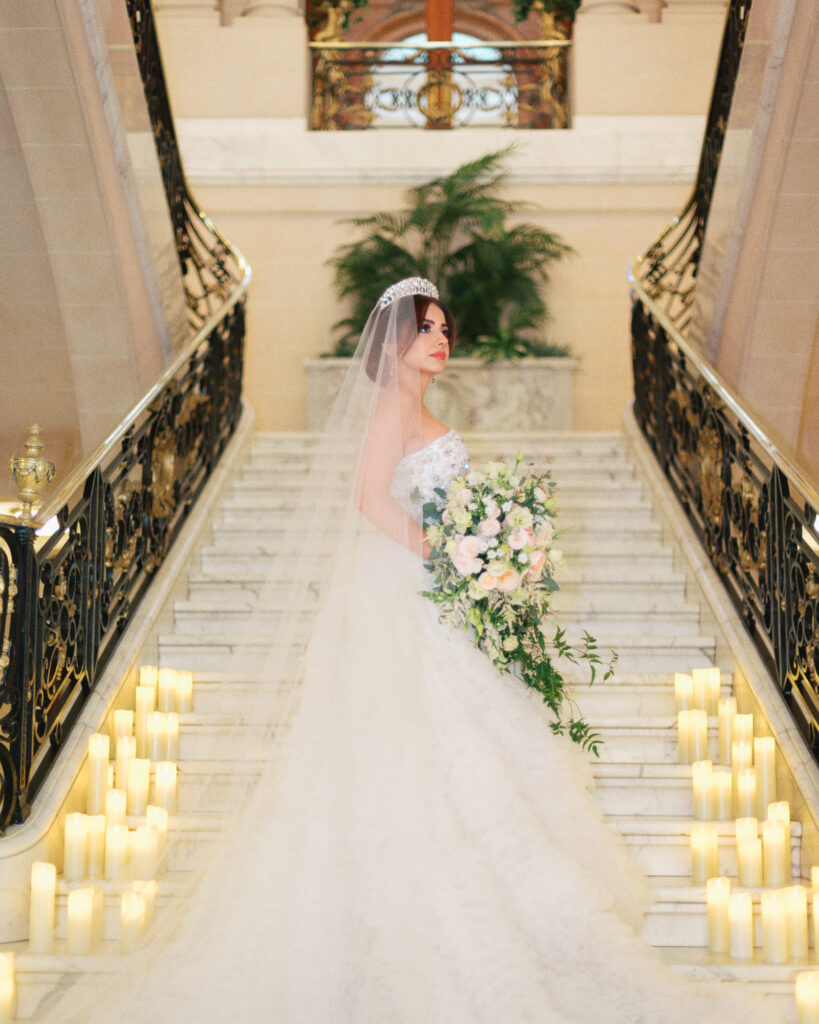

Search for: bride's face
xmin=402 ymin=303 xmax=451 ymax=378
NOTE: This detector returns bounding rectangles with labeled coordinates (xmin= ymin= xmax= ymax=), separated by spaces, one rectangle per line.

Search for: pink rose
xmin=478 ymin=519 xmax=501 ymax=537
xmin=454 ymin=488 xmax=473 ymax=507
xmin=451 ymin=535 xmax=486 ymax=576
xmin=458 ymin=535 xmax=486 ymax=559
xmin=478 ymin=572 xmax=497 ymax=590
xmin=497 ymin=570 xmax=522 ymax=593
xmin=526 ymin=550 xmax=546 ymax=580
xmin=536 ymin=522 xmax=554 ymax=546
xmin=508 ymin=528 xmax=533 ymax=551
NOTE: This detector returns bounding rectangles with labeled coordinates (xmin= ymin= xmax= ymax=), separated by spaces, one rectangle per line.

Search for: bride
xmin=47 ymin=279 xmax=783 ymax=1023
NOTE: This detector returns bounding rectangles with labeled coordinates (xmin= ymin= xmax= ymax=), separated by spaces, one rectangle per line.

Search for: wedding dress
xmin=43 ymin=281 xmax=784 ymax=1023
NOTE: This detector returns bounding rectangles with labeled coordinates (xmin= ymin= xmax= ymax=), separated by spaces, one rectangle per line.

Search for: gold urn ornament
xmin=9 ymin=424 xmax=56 ymax=521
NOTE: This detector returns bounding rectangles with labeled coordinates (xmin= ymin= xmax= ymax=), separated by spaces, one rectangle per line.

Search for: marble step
xmin=612 ymin=817 xmax=802 ymax=878
xmin=250 ymin=431 xmax=629 ymax=454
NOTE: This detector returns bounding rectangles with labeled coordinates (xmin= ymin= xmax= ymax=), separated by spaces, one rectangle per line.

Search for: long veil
xmin=36 ymin=282 xmax=786 ymax=1023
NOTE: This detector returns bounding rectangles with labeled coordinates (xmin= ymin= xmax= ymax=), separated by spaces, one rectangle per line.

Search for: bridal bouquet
xmin=421 ymin=457 xmax=615 ymax=754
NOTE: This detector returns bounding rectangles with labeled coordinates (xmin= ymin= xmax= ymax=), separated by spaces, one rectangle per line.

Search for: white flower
xmin=502 ymin=636 xmax=519 ymax=652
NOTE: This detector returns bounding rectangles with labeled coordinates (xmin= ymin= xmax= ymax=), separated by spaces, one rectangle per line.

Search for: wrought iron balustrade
xmin=0 ymin=0 xmax=250 ymax=829
xmin=309 ymin=39 xmax=570 ymax=130
xmin=631 ymin=0 xmax=819 ymax=760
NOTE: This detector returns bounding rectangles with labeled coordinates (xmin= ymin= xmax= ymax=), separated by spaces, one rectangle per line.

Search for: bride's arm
xmin=357 ymin=410 xmax=431 ymax=558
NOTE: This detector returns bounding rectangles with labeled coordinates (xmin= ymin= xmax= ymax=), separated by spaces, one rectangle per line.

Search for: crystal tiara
xmin=378 ymin=277 xmax=439 ymax=308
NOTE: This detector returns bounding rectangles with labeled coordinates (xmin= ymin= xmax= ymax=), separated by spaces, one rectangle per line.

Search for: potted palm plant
xmin=306 ymin=148 xmax=577 ymax=430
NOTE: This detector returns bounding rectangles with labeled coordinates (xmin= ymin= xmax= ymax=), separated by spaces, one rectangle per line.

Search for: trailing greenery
xmin=510 ymin=0 xmax=581 ymax=23
xmin=327 ymin=148 xmax=572 ymax=358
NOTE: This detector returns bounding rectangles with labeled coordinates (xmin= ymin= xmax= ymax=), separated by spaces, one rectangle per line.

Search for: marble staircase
xmin=5 ymin=431 xmax=805 ymax=1020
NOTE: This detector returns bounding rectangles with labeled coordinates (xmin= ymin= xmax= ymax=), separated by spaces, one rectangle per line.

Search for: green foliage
xmin=510 ymin=0 xmax=582 ymax=22
xmin=327 ymin=148 xmax=572 ymax=358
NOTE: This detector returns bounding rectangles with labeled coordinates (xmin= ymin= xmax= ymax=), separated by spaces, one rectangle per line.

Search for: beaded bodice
xmin=390 ymin=430 xmax=470 ymax=525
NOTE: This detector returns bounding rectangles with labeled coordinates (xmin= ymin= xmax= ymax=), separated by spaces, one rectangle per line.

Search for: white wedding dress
xmin=68 ymin=428 xmax=778 ymax=1024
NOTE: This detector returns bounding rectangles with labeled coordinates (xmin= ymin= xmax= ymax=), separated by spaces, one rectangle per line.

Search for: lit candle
xmin=732 ymin=740 xmax=753 ymax=807
xmin=761 ymin=889 xmax=789 ymax=964
xmin=134 ymin=684 xmax=156 ymax=758
xmin=29 ymin=861 xmax=56 ymax=954
xmin=166 ymin=713 xmax=180 ymax=761
xmin=175 ymin=670 xmax=194 ymax=713
xmin=674 ymin=673 xmax=693 ymax=711
xmin=706 ymin=876 xmax=731 ymax=953
xmin=797 ymin=972 xmax=819 ymax=1024
xmin=121 ymin=891 xmax=146 ymax=952
xmin=104 ymin=824 xmax=130 ymax=881
xmin=132 ymin=880 xmax=157 ymax=928
xmin=113 ymin=709 xmax=134 ymax=738
xmin=736 ymin=768 xmax=757 ymax=819
xmin=86 ymin=814 xmax=106 ymax=880
xmin=157 ymin=668 xmax=177 ymax=712
xmin=91 ymin=886 xmax=105 ymax=949
xmin=146 ymin=712 xmax=168 ymax=762
xmin=812 ymin=866 xmax=819 ymax=892
xmin=769 ymin=801 xmax=791 ymax=826
xmin=146 ymin=805 xmax=168 ymax=857
xmin=67 ymin=886 xmax=94 ymax=955
xmin=691 ymin=824 xmax=719 ymax=883
xmin=63 ymin=812 xmax=88 ymax=882
xmin=131 ymin=825 xmax=159 ymax=881
xmin=127 ymin=758 xmax=151 ymax=817
xmin=737 ymin=838 xmax=763 ymax=888
xmin=692 ymin=760 xmax=714 ymax=820
xmin=0 ymin=953 xmax=15 ymax=1024
xmin=105 ymin=788 xmax=127 ymax=827
xmin=678 ymin=710 xmax=692 ymax=764
xmin=139 ymin=664 xmax=158 ymax=688
xmin=692 ymin=667 xmax=720 ymax=716
xmin=718 ymin=697 xmax=737 ymax=765
xmin=754 ymin=737 xmax=776 ymax=819
xmin=733 ymin=713 xmax=754 ymax=745
xmin=711 ymin=770 xmax=733 ymax=820
xmin=153 ymin=761 xmax=177 ymax=814
xmin=86 ymin=733 xmax=110 ymax=815
xmin=729 ymin=891 xmax=754 ymax=958
xmin=813 ymin=893 xmax=819 ymax=958
xmin=689 ymin=709 xmax=708 ymax=762
xmin=763 ymin=818 xmax=791 ymax=887
xmin=115 ymin=735 xmax=136 ymax=794
xmin=789 ymin=886 xmax=810 ymax=960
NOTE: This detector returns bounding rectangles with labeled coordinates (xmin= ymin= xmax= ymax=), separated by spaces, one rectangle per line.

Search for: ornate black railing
xmin=310 ymin=40 xmax=570 ymax=130
xmin=630 ymin=0 xmax=819 ymax=760
xmin=0 ymin=0 xmax=249 ymax=828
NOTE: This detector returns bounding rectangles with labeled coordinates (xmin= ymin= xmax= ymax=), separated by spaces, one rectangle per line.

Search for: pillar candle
xmin=63 ymin=812 xmax=88 ymax=882
xmin=692 ymin=760 xmax=714 ymax=820
xmin=737 ymin=838 xmax=764 ymax=888
xmin=754 ymin=737 xmax=776 ymax=819
xmin=769 ymin=801 xmax=791 ymax=826
xmin=113 ymin=709 xmax=134 ymax=738
xmin=134 ymin=684 xmax=156 ymax=758
xmin=797 ymin=972 xmax=819 ymax=1024
xmin=105 ymin=788 xmax=127 ymax=827
xmin=736 ymin=768 xmax=757 ymax=819
xmin=692 ymin=667 xmax=720 ymax=716
xmin=678 ymin=710 xmax=692 ymax=764
xmin=127 ymin=759 xmax=151 ymax=817
xmin=146 ymin=806 xmax=168 ymax=874
xmin=146 ymin=712 xmax=168 ymax=762
xmin=86 ymin=733 xmax=110 ymax=815
xmin=166 ymin=713 xmax=180 ymax=761
xmin=763 ymin=818 xmax=791 ymax=887
xmin=691 ymin=824 xmax=719 ymax=883
xmin=105 ymin=824 xmax=130 ymax=881
xmin=689 ymin=709 xmax=708 ymax=762
xmin=812 ymin=867 xmax=819 ymax=892
xmin=121 ymin=891 xmax=146 ymax=952
xmin=674 ymin=673 xmax=693 ymax=711
xmin=29 ymin=861 xmax=56 ymax=954
xmin=813 ymin=893 xmax=819 ymax=959
xmin=718 ymin=697 xmax=737 ymax=765
xmin=139 ymin=664 xmax=158 ymax=688
xmin=0 ymin=953 xmax=15 ymax=1024
xmin=91 ymin=886 xmax=105 ymax=950
xmin=132 ymin=880 xmax=157 ymax=928
xmin=157 ymin=668 xmax=177 ymax=712
xmin=175 ymin=670 xmax=194 ymax=713
xmin=729 ymin=891 xmax=754 ymax=958
xmin=706 ymin=876 xmax=731 ymax=953
xmin=711 ymin=770 xmax=733 ymax=820
xmin=86 ymin=814 xmax=106 ymax=880
xmin=131 ymin=825 xmax=159 ymax=881
xmin=732 ymin=740 xmax=753 ymax=807
xmin=153 ymin=761 xmax=177 ymax=814
xmin=733 ymin=713 xmax=754 ymax=745
xmin=67 ymin=886 xmax=94 ymax=955
xmin=761 ymin=889 xmax=789 ymax=964
xmin=789 ymin=886 xmax=810 ymax=960
xmin=115 ymin=735 xmax=136 ymax=794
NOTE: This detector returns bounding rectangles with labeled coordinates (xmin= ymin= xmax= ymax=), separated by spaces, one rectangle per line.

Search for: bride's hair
xmin=365 ymin=296 xmax=456 ymax=383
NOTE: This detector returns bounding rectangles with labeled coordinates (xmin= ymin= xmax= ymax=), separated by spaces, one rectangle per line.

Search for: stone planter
xmin=304 ymin=357 xmax=578 ymax=432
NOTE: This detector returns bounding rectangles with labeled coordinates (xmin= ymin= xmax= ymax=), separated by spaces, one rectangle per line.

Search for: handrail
xmin=309 ymin=39 xmax=571 ymax=50
xmin=629 ymin=261 xmax=819 ymax=512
